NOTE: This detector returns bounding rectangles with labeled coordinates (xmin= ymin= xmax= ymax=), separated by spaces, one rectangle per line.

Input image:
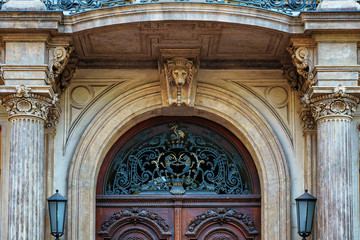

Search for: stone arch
xmin=67 ymin=82 xmax=290 ymax=240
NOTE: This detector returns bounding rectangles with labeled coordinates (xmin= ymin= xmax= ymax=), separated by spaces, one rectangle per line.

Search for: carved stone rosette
xmin=309 ymin=88 xmax=359 ymax=121
xmin=1 ymin=86 xmax=53 ymax=121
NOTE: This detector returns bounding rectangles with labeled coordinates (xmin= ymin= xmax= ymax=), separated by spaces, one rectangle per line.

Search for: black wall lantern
xmin=47 ymin=190 xmax=67 ymax=240
xmin=295 ymin=189 xmax=317 ymax=240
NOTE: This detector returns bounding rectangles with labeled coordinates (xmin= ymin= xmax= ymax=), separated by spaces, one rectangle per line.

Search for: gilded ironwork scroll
xmin=105 ymin=121 xmax=251 ymax=195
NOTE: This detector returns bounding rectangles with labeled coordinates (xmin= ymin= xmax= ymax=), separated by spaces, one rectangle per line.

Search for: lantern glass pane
xmin=297 ymin=200 xmax=308 ymax=233
xmin=306 ymin=201 xmax=316 ymax=233
xmin=57 ymin=201 xmax=66 ymax=234
xmin=48 ymin=201 xmax=58 ymax=234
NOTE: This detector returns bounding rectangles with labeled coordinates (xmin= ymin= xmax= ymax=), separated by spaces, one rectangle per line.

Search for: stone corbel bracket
xmin=287 ymin=45 xmax=315 ymax=94
xmin=159 ymin=49 xmax=200 ymax=107
xmin=47 ymin=45 xmax=76 ymax=94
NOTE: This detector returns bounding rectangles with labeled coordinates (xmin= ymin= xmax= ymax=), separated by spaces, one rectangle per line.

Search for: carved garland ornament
xmin=187 ymin=208 xmax=258 ymax=234
xmin=98 ymin=208 xmax=170 ymax=235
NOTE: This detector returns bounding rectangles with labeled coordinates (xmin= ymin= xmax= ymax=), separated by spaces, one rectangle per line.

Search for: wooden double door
xmin=96 ymin=194 xmax=261 ymax=240
xmin=96 ymin=117 xmax=261 ymax=240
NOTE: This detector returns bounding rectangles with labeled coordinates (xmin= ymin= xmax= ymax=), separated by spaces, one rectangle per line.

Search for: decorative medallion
xmin=105 ymin=121 xmax=251 ymax=195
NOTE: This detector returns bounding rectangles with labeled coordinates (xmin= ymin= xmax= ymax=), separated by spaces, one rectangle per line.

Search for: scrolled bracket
xmin=287 ymin=46 xmax=315 ymax=92
xmin=47 ymin=46 xmax=77 ymax=95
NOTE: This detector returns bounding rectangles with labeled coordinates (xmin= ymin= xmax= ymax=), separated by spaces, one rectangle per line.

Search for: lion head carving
xmin=166 ymin=57 xmax=193 ymax=87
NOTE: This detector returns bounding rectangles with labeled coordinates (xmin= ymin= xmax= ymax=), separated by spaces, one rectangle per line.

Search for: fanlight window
xmin=105 ymin=121 xmax=252 ymax=195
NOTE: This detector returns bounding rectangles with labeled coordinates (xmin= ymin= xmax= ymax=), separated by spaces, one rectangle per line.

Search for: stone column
xmin=310 ymin=88 xmax=359 ymax=240
xmin=1 ymin=85 xmax=53 ymax=240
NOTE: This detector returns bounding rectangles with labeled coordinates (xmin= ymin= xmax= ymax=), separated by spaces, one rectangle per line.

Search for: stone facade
xmin=0 ymin=2 xmax=359 ymax=240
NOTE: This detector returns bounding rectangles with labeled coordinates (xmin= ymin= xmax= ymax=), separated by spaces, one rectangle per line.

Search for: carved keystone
xmin=159 ymin=49 xmax=200 ymax=107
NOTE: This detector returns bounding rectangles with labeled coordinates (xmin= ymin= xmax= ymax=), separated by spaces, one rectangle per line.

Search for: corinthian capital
xmin=309 ymin=86 xmax=359 ymax=121
xmin=1 ymin=85 xmax=55 ymax=121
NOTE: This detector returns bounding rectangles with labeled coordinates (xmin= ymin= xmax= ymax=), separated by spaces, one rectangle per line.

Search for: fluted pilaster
xmin=309 ymin=87 xmax=359 ymax=240
xmin=1 ymin=85 xmax=55 ymax=240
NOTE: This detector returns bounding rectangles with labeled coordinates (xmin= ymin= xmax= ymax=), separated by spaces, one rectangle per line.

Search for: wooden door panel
xmin=96 ymin=195 xmax=261 ymax=240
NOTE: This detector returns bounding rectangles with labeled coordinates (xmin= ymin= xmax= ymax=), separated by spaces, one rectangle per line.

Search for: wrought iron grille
xmin=105 ymin=121 xmax=252 ymax=195
xmin=43 ymin=0 xmax=316 ymax=16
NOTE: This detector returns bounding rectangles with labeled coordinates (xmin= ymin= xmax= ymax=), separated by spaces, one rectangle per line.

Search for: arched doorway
xmin=96 ymin=117 xmax=261 ymax=240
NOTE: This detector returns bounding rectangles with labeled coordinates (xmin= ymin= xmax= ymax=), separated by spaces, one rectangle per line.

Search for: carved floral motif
xmin=99 ymin=208 xmax=170 ymax=235
xmin=187 ymin=208 xmax=257 ymax=234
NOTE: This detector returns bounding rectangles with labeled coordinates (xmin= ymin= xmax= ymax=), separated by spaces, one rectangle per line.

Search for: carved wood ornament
xmin=159 ymin=49 xmax=200 ymax=107
xmin=186 ymin=208 xmax=258 ymax=239
xmin=98 ymin=208 xmax=172 ymax=240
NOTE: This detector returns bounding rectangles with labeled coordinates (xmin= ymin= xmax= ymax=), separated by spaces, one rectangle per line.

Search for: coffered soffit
xmin=73 ymin=22 xmax=289 ymax=69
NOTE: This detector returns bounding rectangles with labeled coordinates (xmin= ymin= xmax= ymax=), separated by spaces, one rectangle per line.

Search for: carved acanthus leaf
xmin=58 ymin=57 xmax=78 ymax=93
xmin=307 ymin=86 xmax=360 ymax=121
xmin=287 ymin=46 xmax=315 ymax=91
xmin=48 ymin=46 xmax=76 ymax=94
xmin=1 ymin=86 xmax=53 ymax=121
xmin=45 ymin=94 xmax=60 ymax=131
xmin=98 ymin=208 xmax=170 ymax=235
xmin=187 ymin=208 xmax=258 ymax=234
xmin=298 ymin=108 xmax=316 ymax=133
xmin=283 ymin=65 xmax=305 ymax=92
